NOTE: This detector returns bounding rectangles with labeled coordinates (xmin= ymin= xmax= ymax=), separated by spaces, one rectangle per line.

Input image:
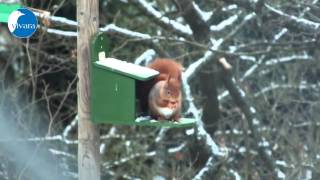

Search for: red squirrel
xmin=142 ymin=58 xmax=183 ymax=121
xmin=148 ymin=77 xmax=182 ymax=121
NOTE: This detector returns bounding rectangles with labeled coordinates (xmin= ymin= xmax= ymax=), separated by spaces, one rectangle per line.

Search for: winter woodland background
xmin=0 ymin=0 xmax=320 ymax=179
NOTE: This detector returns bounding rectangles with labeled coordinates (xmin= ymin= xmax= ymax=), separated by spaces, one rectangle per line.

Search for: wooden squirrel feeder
xmin=90 ymin=33 xmax=196 ymax=127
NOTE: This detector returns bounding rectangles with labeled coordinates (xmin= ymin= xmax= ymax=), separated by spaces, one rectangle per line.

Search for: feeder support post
xmin=77 ymin=0 xmax=100 ymax=180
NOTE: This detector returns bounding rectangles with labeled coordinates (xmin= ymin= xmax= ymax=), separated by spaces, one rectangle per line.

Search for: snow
xmin=258 ymin=138 xmax=270 ymax=147
xmin=49 ymin=148 xmax=76 ymax=158
xmin=250 ymin=107 xmax=256 ymax=114
xmin=168 ymin=143 xmax=186 ymax=153
xmin=276 ymin=168 xmax=286 ymax=179
xmin=100 ymin=24 xmax=151 ymax=39
xmin=254 ymin=82 xmax=320 ymax=97
xmin=155 ymin=128 xmax=168 ymax=143
xmin=182 ymin=69 xmax=226 ymax=158
xmin=210 ymin=14 xmax=239 ymax=31
xmin=253 ymin=118 xmax=260 ymax=125
xmin=240 ymin=28 xmax=288 ymax=82
xmin=265 ymin=4 xmax=320 ymax=30
xmin=96 ymin=52 xmax=159 ymax=79
xmin=192 ymin=2 xmax=213 ymax=22
xmin=306 ymin=170 xmax=312 ymax=180
xmin=153 ymin=176 xmax=166 ymax=180
xmin=46 ymin=28 xmax=77 ymax=37
xmin=33 ymin=12 xmax=78 ymax=26
xmin=265 ymin=54 xmax=311 ymax=65
xmin=193 ymin=156 xmax=213 ymax=180
xmin=218 ymin=91 xmax=229 ymax=101
xmin=222 ymin=5 xmax=238 ymax=11
xmin=100 ymin=143 xmax=106 ymax=154
xmin=229 ymin=169 xmax=241 ymax=180
xmin=240 ymin=55 xmax=256 ymax=62
xmin=63 ymin=116 xmax=78 ymax=138
xmin=137 ymin=0 xmax=192 ymax=35
xmin=238 ymin=147 xmax=246 ymax=153
xmin=135 ymin=116 xmax=155 ymax=123
xmin=244 ymin=13 xmax=256 ymax=21
xmin=185 ymin=128 xmax=195 ymax=135
xmin=134 ymin=49 xmax=156 ymax=65
xmin=274 ymin=28 xmax=288 ymax=41
xmin=184 ymin=38 xmax=223 ymax=78
xmin=276 ymin=160 xmax=288 ymax=167
xmin=184 ymin=51 xmax=213 ymax=78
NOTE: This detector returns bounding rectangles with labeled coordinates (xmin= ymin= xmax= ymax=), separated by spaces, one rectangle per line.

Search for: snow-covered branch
xmin=45 ymin=28 xmax=77 ymax=37
xmin=219 ymin=57 xmax=278 ymax=177
xmin=102 ymin=142 xmax=187 ymax=169
xmin=133 ymin=0 xmax=192 ymax=37
xmin=182 ymin=72 xmax=226 ymax=157
xmin=254 ymin=82 xmax=320 ymax=97
xmin=184 ymin=38 xmax=223 ymax=79
xmin=192 ymin=156 xmax=214 ymax=180
xmin=239 ymin=28 xmax=288 ymax=82
xmin=34 ymin=12 xmax=78 ymax=26
xmin=265 ymin=53 xmax=312 ymax=65
xmin=100 ymin=24 xmax=151 ymax=39
xmin=134 ymin=49 xmax=156 ymax=65
xmin=210 ymin=13 xmax=240 ymax=31
xmin=265 ymin=3 xmax=320 ymax=31
xmin=192 ymin=2 xmax=213 ymax=22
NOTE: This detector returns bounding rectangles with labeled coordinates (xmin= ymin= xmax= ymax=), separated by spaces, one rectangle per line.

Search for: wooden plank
xmin=77 ymin=0 xmax=100 ymax=180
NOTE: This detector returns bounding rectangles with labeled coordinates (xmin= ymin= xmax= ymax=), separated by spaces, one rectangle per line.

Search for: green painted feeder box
xmin=90 ymin=33 xmax=196 ymax=128
xmin=0 ymin=3 xmax=21 ymax=23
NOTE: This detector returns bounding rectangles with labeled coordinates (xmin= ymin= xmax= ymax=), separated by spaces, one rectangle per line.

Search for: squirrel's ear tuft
xmin=167 ymin=75 xmax=171 ymax=83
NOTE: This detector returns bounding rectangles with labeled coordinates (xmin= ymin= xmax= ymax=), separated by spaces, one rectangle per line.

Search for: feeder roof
xmin=0 ymin=3 xmax=21 ymax=23
xmin=95 ymin=57 xmax=159 ymax=81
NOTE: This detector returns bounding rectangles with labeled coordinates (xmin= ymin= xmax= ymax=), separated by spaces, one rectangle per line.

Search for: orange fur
xmin=148 ymin=78 xmax=182 ymax=121
xmin=138 ymin=58 xmax=183 ymax=121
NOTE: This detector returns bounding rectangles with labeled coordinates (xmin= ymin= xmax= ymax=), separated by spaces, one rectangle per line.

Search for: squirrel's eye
xmin=166 ymin=90 xmax=171 ymax=95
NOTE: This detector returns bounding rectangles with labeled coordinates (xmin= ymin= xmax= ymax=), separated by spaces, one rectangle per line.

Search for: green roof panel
xmin=0 ymin=3 xmax=21 ymax=23
xmin=94 ymin=58 xmax=159 ymax=81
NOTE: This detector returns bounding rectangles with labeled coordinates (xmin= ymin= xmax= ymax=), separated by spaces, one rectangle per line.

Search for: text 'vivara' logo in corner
xmin=8 ymin=8 xmax=37 ymax=38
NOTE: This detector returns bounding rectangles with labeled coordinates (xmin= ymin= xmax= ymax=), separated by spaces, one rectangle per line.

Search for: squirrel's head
xmin=162 ymin=75 xmax=181 ymax=99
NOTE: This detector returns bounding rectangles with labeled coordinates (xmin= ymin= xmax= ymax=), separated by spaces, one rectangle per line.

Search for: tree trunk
xmin=77 ymin=0 xmax=100 ymax=180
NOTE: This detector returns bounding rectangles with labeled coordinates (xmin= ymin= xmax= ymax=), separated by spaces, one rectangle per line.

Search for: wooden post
xmin=77 ymin=0 xmax=100 ymax=180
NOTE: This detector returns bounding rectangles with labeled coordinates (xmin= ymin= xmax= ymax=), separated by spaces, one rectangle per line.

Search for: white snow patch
xmin=222 ymin=5 xmax=238 ymax=11
xmin=97 ymin=54 xmax=159 ymax=79
xmin=210 ymin=14 xmax=239 ymax=31
xmin=192 ymin=2 xmax=213 ymax=22
xmin=100 ymin=143 xmax=106 ymax=154
xmin=101 ymin=24 xmax=151 ymax=39
xmin=186 ymin=128 xmax=195 ymax=135
xmin=250 ymin=107 xmax=256 ymax=114
xmin=238 ymin=147 xmax=246 ymax=153
xmin=229 ymin=169 xmax=241 ymax=180
xmin=276 ymin=160 xmax=288 ymax=167
xmin=276 ymin=168 xmax=286 ymax=179
xmin=134 ymin=49 xmax=156 ymax=65
xmin=138 ymin=0 xmax=192 ymax=35
xmin=240 ymin=55 xmax=256 ymax=62
xmin=168 ymin=143 xmax=186 ymax=153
